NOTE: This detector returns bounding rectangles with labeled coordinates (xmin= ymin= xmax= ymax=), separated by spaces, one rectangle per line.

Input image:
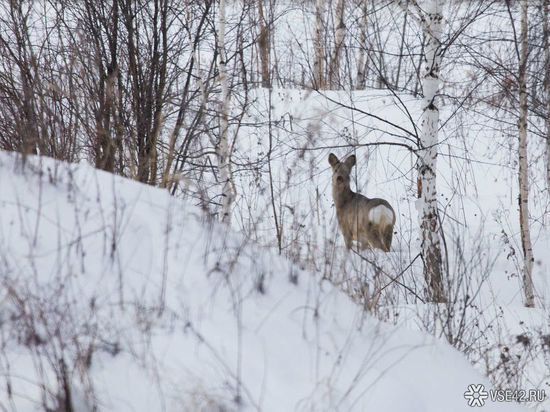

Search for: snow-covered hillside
xmin=0 ymin=151 xmax=527 ymax=411
xmin=2 ymin=0 xmax=550 ymax=409
xmin=231 ymin=87 xmax=550 ymax=410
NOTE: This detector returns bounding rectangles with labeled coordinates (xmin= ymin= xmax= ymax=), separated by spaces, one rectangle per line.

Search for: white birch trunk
xmin=313 ymin=0 xmax=325 ymax=89
xmin=518 ymin=0 xmax=534 ymax=307
xmin=329 ymin=0 xmax=345 ymax=88
xmin=217 ymin=0 xmax=234 ymax=224
xmin=417 ymin=0 xmax=445 ymax=302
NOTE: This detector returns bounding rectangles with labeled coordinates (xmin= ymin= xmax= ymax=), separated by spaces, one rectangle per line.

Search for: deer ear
xmin=328 ymin=153 xmax=339 ymax=167
xmin=345 ymin=155 xmax=356 ymax=168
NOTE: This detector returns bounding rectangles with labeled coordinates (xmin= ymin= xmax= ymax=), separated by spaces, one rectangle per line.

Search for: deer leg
xmin=365 ymin=224 xmax=381 ymax=251
xmin=382 ymin=225 xmax=393 ymax=252
xmin=343 ymin=230 xmax=353 ymax=249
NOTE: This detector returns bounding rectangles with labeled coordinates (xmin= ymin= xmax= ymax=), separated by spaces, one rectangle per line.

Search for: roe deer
xmin=328 ymin=153 xmax=395 ymax=252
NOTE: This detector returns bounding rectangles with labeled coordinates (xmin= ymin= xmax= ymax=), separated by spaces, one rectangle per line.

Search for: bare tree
xmin=77 ymin=0 xmax=122 ymax=173
xmin=257 ymin=0 xmax=271 ymax=88
xmin=414 ymin=0 xmax=445 ymax=302
xmin=116 ymin=0 xmax=174 ymax=185
xmin=517 ymin=0 xmax=535 ymax=307
xmin=313 ymin=0 xmax=325 ymax=89
xmin=217 ymin=0 xmax=234 ymax=223
xmin=395 ymin=0 xmax=409 ymax=89
xmin=161 ymin=1 xmax=214 ymax=191
xmin=328 ymin=0 xmax=345 ymax=88
xmin=356 ymin=0 xmax=368 ymax=89
xmin=0 ymin=1 xmax=83 ymax=162
xmin=0 ymin=2 xmax=42 ymax=156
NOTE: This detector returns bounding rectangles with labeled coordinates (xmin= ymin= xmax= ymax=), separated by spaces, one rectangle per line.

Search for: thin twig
xmin=352 ymin=250 xmax=424 ymax=303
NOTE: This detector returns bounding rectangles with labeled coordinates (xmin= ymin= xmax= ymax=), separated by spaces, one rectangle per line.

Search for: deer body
xmin=329 ymin=153 xmax=395 ymax=252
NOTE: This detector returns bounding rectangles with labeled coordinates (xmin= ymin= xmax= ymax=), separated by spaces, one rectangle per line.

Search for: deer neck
xmin=333 ymin=185 xmax=354 ymax=209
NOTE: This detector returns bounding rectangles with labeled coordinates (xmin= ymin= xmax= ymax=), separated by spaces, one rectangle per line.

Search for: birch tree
xmin=217 ymin=0 xmax=234 ymax=223
xmin=517 ymin=0 xmax=535 ymax=307
xmin=356 ymin=0 xmax=367 ymax=89
xmin=328 ymin=0 xmax=345 ymax=88
xmin=414 ymin=0 xmax=445 ymax=302
xmin=313 ymin=0 xmax=325 ymax=89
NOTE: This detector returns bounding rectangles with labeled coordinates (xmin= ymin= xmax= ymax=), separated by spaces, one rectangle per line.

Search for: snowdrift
xmin=0 ymin=151 xmax=523 ymax=411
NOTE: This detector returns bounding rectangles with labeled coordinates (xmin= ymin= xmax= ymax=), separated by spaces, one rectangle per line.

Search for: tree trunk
xmin=396 ymin=1 xmax=408 ymax=89
xmin=417 ymin=0 xmax=445 ymax=303
xmin=121 ymin=0 xmax=168 ymax=185
xmin=11 ymin=2 xmax=40 ymax=156
xmin=217 ymin=0 xmax=234 ymax=224
xmin=518 ymin=0 xmax=535 ymax=308
xmin=329 ymin=0 xmax=345 ymax=89
xmin=161 ymin=1 xmax=212 ymax=189
xmin=257 ymin=0 xmax=271 ymax=88
xmin=356 ymin=0 xmax=367 ymax=89
xmin=92 ymin=0 xmax=119 ymax=173
xmin=313 ymin=0 xmax=325 ymax=89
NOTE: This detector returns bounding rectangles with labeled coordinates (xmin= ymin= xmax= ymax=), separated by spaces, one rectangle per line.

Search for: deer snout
xmin=336 ymin=176 xmax=344 ymax=183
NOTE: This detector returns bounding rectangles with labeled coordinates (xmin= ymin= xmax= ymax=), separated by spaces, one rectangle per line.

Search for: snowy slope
xmin=233 ymin=88 xmax=550 ymax=409
xmin=0 ymin=151 xmax=526 ymax=411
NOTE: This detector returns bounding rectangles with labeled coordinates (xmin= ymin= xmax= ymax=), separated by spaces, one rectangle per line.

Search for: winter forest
xmin=1 ymin=0 xmax=550 ymax=410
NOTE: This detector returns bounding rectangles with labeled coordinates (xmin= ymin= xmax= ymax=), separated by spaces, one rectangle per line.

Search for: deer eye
xmin=336 ymin=176 xmax=344 ymax=183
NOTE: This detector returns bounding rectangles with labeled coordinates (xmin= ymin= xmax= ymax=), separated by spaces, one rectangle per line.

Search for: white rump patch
xmin=368 ymin=205 xmax=394 ymax=226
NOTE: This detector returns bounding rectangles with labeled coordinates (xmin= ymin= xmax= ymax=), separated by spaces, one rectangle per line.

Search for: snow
xmin=1 ymin=0 xmax=550 ymax=409
xmin=232 ymin=85 xmax=550 ymax=409
xmin=0 ymin=151 xmax=528 ymax=411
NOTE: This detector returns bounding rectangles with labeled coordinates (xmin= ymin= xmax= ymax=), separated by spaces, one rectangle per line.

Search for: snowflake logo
xmin=464 ymin=384 xmax=489 ymax=407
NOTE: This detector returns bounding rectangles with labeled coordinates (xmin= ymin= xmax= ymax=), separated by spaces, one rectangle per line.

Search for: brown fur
xmin=328 ymin=153 xmax=396 ymax=252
